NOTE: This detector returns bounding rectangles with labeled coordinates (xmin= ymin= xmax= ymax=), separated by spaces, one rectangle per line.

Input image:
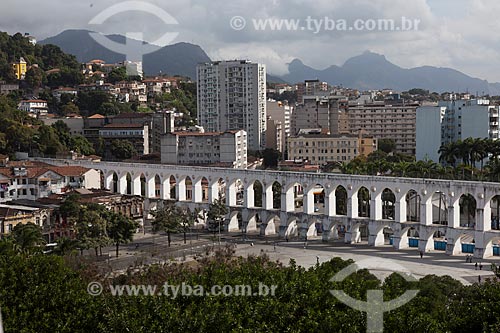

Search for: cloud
xmin=1 ymin=0 xmax=500 ymax=81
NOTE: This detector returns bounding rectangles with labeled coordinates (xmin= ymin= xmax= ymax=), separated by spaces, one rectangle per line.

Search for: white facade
xmin=124 ymin=61 xmax=143 ymax=79
xmin=416 ymin=100 xmax=500 ymax=162
xmin=197 ymin=60 xmax=266 ymax=151
xmin=0 ymin=165 xmax=100 ymax=203
xmin=161 ymin=130 xmax=247 ymax=168
xmin=18 ymin=100 xmax=48 ymax=118
xmin=99 ymin=124 xmax=149 ymax=156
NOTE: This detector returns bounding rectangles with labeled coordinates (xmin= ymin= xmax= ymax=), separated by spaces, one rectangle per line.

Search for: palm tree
xmin=470 ymin=138 xmax=487 ymax=170
xmin=461 ymin=138 xmax=474 ymax=166
xmin=11 ymin=223 xmax=45 ymax=255
xmin=438 ymin=142 xmax=457 ymax=166
xmin=53 ymin=237 xmax=79 ymax=256
xmin=486 ymin=159 xmax=500 ymax=182
xmin=393 ymin=161 xmax=411 ymax=177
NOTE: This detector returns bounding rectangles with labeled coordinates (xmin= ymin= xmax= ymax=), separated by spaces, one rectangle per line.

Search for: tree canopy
xmin=1 ymin=248 xmax=500 ymax=332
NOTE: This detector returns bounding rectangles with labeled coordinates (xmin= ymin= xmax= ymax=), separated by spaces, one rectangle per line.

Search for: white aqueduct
xmin=37 ymin=158 xmax=500 ymax=259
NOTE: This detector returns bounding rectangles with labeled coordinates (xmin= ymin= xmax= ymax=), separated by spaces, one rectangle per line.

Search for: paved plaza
xmin=233 ymin=238 xmax=498 ymax=285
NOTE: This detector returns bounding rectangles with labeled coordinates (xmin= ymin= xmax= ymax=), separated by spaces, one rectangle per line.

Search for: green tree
xmin=76 ymin=91 xmax=110 ymax=115
xmin=70 ymin=135 xmax=95 ymax=155
xmin=59 ymin=193 xmax=81 ymax=225
xmin=151 ymin=202 xmax=184 ymax=247
xmin=75 ymin=206 xmax=109 ymax=256
xmin=61 ymin=102 xmax=79 ymax=116
xmin=36 ymin=125 xmax=65 ymax=156
xmin=207 ymin=199 xmax=229 ymax=235
xmin=52 ymin=237 xmax=79 ymax=256
xmin=378 ymin=138 xmax=396 ymax=154
xmin=263 ymin=148 xmax=281 ymax=168
xmin=110 ymin=139 xmax=137 ymax=160
xmin=107 ymin=212 xmax=139 ymax=257
xmin=11 ymin=223 xmax=45 ymax=255
xmin=178 ymin=208 xmax=198 ymax=244
xmin=24 ymin=66 xmax=46 ymax=89
xmin=107 ymin=67 xmax=128 ymax=84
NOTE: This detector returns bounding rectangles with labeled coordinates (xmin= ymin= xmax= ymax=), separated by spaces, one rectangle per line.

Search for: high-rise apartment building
xmin=197 ymin=60 xmax=266 ymax=151
xmin=416 ymin=99 xmax=500 ymax=162
xmin=266 ymin=101 xmax=293 ymax=153
xmin=347 ymin=100 xmax=418 ymax=155
xmin=291 ymin=95 xmax=348 ymax=136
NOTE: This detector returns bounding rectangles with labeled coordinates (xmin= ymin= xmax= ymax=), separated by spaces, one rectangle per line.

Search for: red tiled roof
xmin=88 ymin=114 xmax=105 ymax=119
xmin=0 ymin=163 xmax=90 ymax=179
xmin=49 ymin=166 xmax=90 ymax=177
xmin=103 ymin=123 xmax=145 ymax=129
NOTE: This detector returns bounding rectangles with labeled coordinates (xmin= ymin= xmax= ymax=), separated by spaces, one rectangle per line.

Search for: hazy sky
xmin=1 ymin=0 xmax=499 ymax=81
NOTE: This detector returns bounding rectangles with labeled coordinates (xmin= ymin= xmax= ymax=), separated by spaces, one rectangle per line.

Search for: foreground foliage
xmin=1 ymin=249 xmax=500 ymax=332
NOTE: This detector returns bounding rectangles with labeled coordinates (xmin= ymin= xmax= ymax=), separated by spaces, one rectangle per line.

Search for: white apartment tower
xmin=416 ymin=99 xmax=500 ymax=162
xmin=197 ymin=60 xmax=266 ymax=151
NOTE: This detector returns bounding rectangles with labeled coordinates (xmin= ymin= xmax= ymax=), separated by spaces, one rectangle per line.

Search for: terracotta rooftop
xmin=88 ymin=114 xmax=105 ymax=119
xmin=49 ymin=166 xmax=91 ymax=176
xmin=0 ymin=163 xmax=91 ymax=179
xmin=103 ymin=123 xmax=145 ymax=129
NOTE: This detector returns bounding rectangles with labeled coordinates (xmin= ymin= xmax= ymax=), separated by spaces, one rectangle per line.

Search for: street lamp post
xmin=218 ymin=218 xmax=221 ymax=245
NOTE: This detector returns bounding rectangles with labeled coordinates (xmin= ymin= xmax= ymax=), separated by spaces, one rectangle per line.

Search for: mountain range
xmin=40 ymin=30 xmax=210 ymax=79
xmin=41 ymin=30 xmax=500 ymax=94
xmin=283 ymin=52 xmax=500 ymax=95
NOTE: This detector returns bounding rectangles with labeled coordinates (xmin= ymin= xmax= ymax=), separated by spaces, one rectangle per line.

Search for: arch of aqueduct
xmin=37 ymin=158 xmax=500 ymax=259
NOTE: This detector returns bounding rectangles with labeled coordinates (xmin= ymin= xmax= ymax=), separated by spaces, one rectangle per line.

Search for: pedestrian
xmin=285 ymin=236 xmax=289 ymax=242
xmin=480 ymin=263 xmax=483 ymax=270
xmin=475 ymin=262 xmax=478 ymax=270
xmin=316 ymin=256 xmax=320 ymax=265
xmin=419 ymin=251 xmax=423 ymax=259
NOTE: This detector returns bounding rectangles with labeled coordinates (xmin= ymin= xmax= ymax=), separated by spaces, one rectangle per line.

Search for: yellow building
xmin=12 ymin=57 xmax=27 ymax=80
